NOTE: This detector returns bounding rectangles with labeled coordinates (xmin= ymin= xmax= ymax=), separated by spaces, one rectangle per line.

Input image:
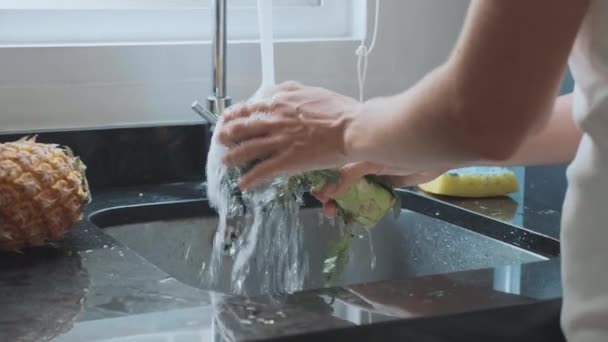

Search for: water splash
xmin=366 ymin=230 xmax=377 ymax=270
xmin=204 ymin=114 xmax=309 ymax=296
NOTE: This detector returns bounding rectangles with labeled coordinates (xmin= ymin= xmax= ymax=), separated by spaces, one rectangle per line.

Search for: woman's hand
xmin=218 ymin=81 xmax=363 ymax=190
xmin=311 ymin=161 xmax=443 ymax=217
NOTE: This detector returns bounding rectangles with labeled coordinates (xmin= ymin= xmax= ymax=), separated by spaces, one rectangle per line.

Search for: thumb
xmin=322 ymin=162 xmax=383 ymax=198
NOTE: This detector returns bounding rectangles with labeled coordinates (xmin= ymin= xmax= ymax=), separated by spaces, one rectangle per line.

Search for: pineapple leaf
xmin=63 ymin=145 xmax=92 ymax=204
xmin=18 ymin=135 xmax=38 ymax=143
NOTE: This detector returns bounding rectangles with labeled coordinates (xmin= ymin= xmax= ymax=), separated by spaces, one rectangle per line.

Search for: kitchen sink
xmin=90 ymin=193 xmax=549 ymax=296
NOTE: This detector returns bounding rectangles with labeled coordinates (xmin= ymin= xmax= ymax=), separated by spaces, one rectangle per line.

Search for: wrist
xmin=343 ymin=100 xmax=373 ymax=163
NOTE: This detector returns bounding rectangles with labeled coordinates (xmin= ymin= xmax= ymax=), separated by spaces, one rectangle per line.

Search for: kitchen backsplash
xmin=0 ymin=124 xmax=209 ymax=191
xmin=0 ymin=0 xmax=470 ymax=132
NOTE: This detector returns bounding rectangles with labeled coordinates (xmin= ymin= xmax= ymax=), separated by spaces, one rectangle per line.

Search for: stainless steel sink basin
xmin=90 ymin=196 xmax=548 ymax=296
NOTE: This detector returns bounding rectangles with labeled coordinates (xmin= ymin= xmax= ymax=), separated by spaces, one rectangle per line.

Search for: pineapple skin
xmin=0 ymin=137 xmax=90 ymax=251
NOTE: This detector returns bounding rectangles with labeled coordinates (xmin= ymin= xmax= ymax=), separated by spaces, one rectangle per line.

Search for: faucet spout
xmin=192 ymin=0 xmax=231 ymax=123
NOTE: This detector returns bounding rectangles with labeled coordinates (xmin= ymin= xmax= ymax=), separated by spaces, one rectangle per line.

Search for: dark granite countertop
xmin=410 ymin=165 xmax=565 ymax=241
xmin=0 ymin=179 xmax=565 ymax=342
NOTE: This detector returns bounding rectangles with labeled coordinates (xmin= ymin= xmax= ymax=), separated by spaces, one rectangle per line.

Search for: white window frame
xmin=0 ymin=0 xmax=362 ymax=46
xmin=0 ymin=0 xmax=369 ymax=133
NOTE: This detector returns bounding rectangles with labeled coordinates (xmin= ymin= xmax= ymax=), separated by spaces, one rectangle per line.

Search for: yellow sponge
xmin=418 ymin=167 xmax=519 ymax=198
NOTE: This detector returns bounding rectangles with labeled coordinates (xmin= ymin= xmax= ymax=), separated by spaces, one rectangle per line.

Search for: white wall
xmin=0 ymin=0 xmax=469 ymax=133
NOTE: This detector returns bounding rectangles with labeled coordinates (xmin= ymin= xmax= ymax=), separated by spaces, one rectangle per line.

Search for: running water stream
xmin=203 ymin=0 xmax=376 ymax=297
xmin=204 ymin=0 xmax=309 ymax=296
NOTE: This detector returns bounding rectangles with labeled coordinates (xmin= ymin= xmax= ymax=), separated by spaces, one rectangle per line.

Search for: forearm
xmin=348 ymin=87 xmax=579 ymax=171
xmin=489 ymin=94 xmax=581 ymax=166
xmin=345 ymin=0 xmax=587 ymax=172
xmin=346 ymin=65 xmax=488 ymax=172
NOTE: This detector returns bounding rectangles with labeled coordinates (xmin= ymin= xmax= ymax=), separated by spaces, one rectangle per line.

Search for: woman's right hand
xmin=311 ymin=162 xmax=443 ymax=217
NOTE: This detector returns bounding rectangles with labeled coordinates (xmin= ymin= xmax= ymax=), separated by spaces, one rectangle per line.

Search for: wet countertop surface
xmin=0 ymin=181 xmax=566 ymax=342
xmin=411 ymin=166 xmax=565 ymax=240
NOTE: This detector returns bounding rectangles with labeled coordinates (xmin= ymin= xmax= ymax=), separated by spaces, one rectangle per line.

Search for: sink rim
xmin=88 ymin=189 xmax=560 ymax=259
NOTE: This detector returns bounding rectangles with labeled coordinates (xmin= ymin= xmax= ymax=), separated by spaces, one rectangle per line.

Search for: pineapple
xmin=0 ymin=137 xmax=91 ymax=251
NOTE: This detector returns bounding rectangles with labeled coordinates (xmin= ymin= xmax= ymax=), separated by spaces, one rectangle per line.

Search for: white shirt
xmin=561 ymin=1 xmax=608 ymax=341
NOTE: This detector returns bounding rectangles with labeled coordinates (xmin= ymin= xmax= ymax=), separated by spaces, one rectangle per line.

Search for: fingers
xmin=223 ymin=101 xmax=273 ymax=122
xmin=322 ymin=201 xmax=338 ymax=218
xmin=261 ymin=81 xmax=303 ymax=98
xmin=218 ymin=117 xmax=294 ymax=146
xmin=223 ymin=135 xmax=285 ymax=168
xmin=310 ymin=188 xmax=328 ymax=203
xmin=385 ymin=171 xmax=443 ymax=188
xmin=223 ymin=81 xmax=303 ymax=122
xmin=310 ymin=189 xmax=338 ymax=217
xmin=274 ymin=80 xmax=303 ymax=92
xmin=238 ymin=151 xmax=295 ymax=190
xmin=317 ymin=162 xmax=384 ymax=199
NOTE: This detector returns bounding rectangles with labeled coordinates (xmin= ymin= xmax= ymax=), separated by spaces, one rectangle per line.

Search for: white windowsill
xmin=0 ymin=37 xmax=361 ymax=49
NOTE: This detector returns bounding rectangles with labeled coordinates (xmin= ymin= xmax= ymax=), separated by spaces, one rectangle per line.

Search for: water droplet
xmin=428 ymin=290 xmax=446 ymax=298
xmin=257 ymin=318 xmax=275 ymax=325
xmin=184 ymin=246 xmax=192 ymax=261
xmin=366 ymin=230 xmax=376 ymax=270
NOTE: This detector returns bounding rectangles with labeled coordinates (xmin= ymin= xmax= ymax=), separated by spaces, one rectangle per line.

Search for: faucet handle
xmin=192 ymin=100 xmax=220 ymax=124
xmin=207 ymin=96 xmax=232 ymax=117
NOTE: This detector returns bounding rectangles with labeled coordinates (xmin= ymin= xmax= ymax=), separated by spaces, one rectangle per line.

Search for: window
xmin=0 ymin=0 xmax=361 ymax=45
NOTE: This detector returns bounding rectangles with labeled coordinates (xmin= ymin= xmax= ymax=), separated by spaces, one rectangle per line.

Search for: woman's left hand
xmin=218 ymin=81 xmax=362 ymax=190
xmin=311 ymin=161 xmax=443 ymax=217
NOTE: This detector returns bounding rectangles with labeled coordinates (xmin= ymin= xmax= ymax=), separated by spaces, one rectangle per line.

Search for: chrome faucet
xmin=193 ymin=1 xmax=245 ymax=250
xmin=192 ymin=0 xmax=231 ymax=125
